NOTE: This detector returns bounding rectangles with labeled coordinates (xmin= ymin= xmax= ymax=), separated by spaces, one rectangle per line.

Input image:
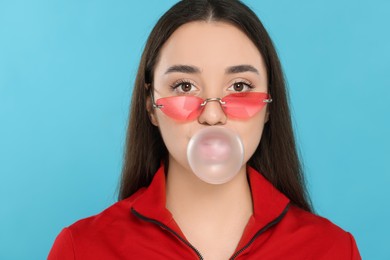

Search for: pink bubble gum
xmin=187 ymin=126 xmax=244 ymax=184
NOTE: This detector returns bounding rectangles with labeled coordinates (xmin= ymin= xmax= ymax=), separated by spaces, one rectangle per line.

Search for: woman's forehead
xmin=154 ymin=21 xmax=266 ymax=76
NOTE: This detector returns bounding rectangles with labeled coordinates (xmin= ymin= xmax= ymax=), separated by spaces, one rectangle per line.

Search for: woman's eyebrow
xmin=164 ymin=64 xmax=259 ymax=75
xmin=165 ymin=65 xmax=201 ymax=74
xmin=225 ymin=65 xmax=259 ymax=74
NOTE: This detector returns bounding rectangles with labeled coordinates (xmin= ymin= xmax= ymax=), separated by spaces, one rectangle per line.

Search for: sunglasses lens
xmin=222 ymin=92 xmax=269 ymax=119
xmin=156 ymin=96 xmax=203 ymax=121
xmin=155 ymin=92 xmax=270 ymax=121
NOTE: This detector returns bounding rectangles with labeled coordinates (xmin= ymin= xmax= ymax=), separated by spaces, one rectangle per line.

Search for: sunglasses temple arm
xmin=151 ymin=93 xmax=163 ymax=109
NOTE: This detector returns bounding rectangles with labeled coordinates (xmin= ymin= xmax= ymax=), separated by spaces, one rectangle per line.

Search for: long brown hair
xmin=119 ymin=0 xmax=312 ymax=212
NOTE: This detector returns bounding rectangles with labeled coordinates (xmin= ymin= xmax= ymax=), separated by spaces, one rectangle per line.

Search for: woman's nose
xmin=197 ymin=99 xmax=227 ymax=125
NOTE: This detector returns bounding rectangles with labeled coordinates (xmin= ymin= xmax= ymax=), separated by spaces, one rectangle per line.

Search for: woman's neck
xmin=165 ymin=157 xmax=253 ymax=259
xmin=166 ymin=159 xmax=253 ymax=215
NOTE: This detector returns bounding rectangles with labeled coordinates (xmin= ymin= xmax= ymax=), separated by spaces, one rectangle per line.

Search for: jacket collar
xmin=131 ymin=166 xmax=173 ymax=224
xmin=131 ymin=165 xmax=290 ymax=247
xmin=235 ymin=166 xmax=290 ymax=250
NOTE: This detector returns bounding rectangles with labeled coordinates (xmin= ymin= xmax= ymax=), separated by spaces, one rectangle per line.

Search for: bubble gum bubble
xmin=187 ymin=126 xmax=244 ymax=184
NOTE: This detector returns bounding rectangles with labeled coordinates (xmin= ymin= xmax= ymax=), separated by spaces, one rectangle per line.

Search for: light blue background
xmin=0 ymin=0 xmax=389 ymax=259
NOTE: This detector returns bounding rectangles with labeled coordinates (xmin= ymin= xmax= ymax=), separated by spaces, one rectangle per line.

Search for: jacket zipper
xmin=230 ymin=203 xmax=290 ymax=259
xmin=131 ymin=208 xmax=204 ymax=259
xmin=132 ymin=203 xmax=290 ymax=260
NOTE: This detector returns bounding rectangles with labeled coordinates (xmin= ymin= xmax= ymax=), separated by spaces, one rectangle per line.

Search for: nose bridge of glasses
xmin=198 ymin=96 xmax=228 ymax=124
xmin=200 ymin=96 xmax=227 ymax=116
xmin=200 ymin=97 xmax=226 ymax=107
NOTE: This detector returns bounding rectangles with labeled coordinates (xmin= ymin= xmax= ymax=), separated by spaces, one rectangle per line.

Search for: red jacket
xmin=49 ymin=166 xmax=361 ymax=259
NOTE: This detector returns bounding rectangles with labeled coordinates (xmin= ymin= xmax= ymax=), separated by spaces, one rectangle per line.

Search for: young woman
xmin=49 ymin=1 xmax=361 ymax=259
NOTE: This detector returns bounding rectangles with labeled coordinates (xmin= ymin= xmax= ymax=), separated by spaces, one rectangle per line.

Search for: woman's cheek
xmin=158 ymin=119 xmax=193 ymax=166
xmin=235 ymin=116 xmax=266 ymax=164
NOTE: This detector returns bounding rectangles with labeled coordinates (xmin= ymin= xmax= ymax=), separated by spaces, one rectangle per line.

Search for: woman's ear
xmin=146 ymin=95 xmax=159 ymax=126
xmin=264 ymin=92 xmax=271 ymax=124
xmin=264 ymin=110 xmax=270 ymax=123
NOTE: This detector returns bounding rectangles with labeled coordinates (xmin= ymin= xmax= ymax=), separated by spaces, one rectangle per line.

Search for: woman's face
xmin=150 ymin=21 xmax=269 ymax=174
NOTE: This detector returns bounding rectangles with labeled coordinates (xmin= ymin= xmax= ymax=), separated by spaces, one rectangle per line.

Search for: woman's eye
xmin=228 ymin=82 xmax=253 ymax=92
xmin=172 ymin=82 xmax=197 ymax=93
xmin=180 ymin=82 xmax=193 ymax=92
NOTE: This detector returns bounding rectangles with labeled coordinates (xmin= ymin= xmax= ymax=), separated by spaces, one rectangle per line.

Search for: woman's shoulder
xmin=48 ymin=189 xmax=147 ymax=259
xmin=284 ymin=205 xmax=350 ymax=235
xmin=269 ymin=204 xmax=361 ymax=259
xmin=69 ymin=188 xmax=146 ymax=232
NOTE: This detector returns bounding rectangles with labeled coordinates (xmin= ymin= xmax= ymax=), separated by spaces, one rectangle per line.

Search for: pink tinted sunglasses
xmin=152 ymin=92 xmax=272 ymax=121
